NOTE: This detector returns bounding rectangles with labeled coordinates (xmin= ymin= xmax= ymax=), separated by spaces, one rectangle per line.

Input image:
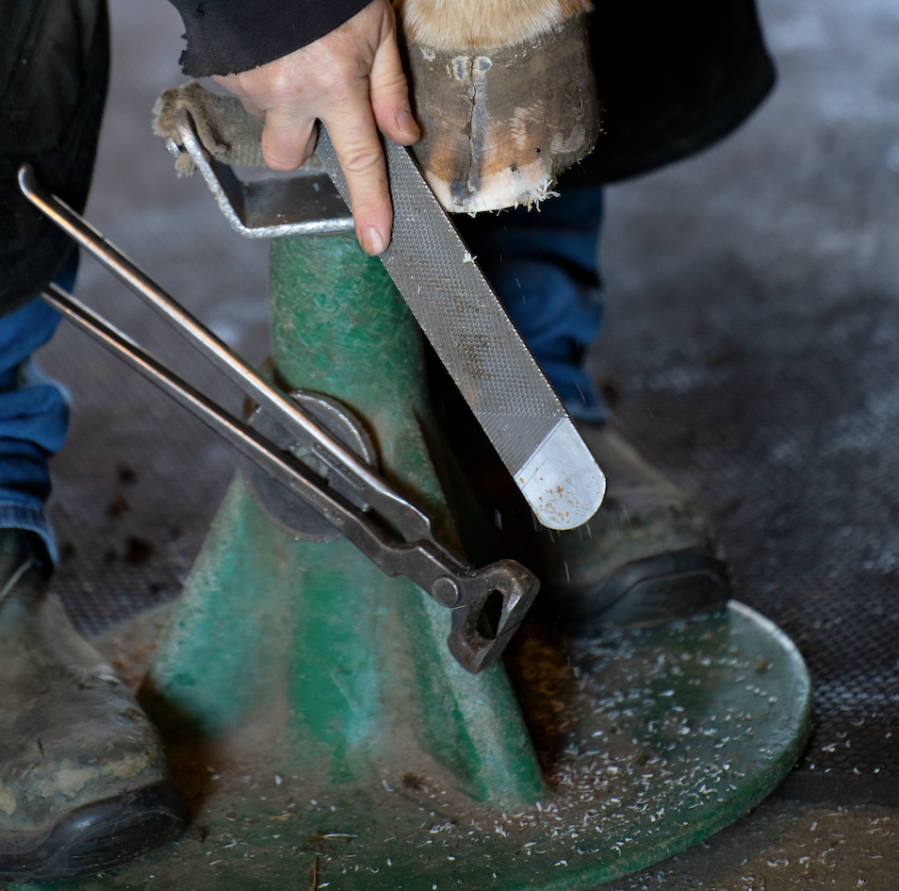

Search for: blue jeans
xmin=0 ymin=263 xmax=75 ymax=564
xmin=0 ymin=189 xmax=605 ymax=562
xmin=455 ymin=186 xmax=606 ymax=423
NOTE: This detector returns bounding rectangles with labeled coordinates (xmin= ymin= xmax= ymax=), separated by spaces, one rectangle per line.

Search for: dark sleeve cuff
xmin=169 ymin=0 xmax=373 ymax=77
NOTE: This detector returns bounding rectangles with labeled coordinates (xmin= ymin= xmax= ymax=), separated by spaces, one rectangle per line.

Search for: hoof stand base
xmin=19 ymin=601 xmax=811 ymax=891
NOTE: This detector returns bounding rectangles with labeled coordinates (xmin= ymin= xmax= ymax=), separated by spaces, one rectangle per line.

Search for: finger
xmin=369 ymin=16 xmax=420 ymax=145
xmin=210 ymin=74 xmax=266 ymax=121
xmin=260 ymin=110 xmax=317 ymax=171
xmin=324 ymin=102 xmax=392 ymax=255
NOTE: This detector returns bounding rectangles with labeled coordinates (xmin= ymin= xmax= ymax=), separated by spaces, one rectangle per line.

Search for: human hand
xmin=212 ymin=0 xmax=419 ymax=256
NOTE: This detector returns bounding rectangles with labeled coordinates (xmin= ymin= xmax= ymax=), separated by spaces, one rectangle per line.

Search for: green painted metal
xmin=15 ymin=601 xmax=812 ymax=891
xmin=142 ymin=232 xmax=545 ymax=806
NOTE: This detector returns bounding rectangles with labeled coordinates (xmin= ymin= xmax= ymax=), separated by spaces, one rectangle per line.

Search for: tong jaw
xmin=447 ymin=560 xmax=539 ymax=673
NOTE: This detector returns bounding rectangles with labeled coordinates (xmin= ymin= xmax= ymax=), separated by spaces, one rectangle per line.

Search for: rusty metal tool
xmin=18 ymin=163 xmax=538 ymax=675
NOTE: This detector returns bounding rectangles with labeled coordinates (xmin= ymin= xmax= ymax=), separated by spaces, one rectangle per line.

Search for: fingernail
xmin=398 ymin=109 xmax=420 ymax=138
xmin=362 ymin=228 xmax=387 ymax=256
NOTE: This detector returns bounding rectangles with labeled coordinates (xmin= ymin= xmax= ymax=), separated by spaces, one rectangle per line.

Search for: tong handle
xmin=18 ymin=164 xmax=433 ymax=545
xmin=40 ymin=282 xmax=540 ymax=673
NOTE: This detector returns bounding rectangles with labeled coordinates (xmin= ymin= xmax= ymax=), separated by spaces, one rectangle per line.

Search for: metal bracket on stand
xmin=165 ymin=115 xmax=353 ymax=239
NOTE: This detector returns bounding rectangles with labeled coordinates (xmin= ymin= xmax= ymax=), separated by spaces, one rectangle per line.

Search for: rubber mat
xmin=39 ymin=323 xmax=237 ymax=641
xmin=590 ymin=294 xmax=899 ymax=805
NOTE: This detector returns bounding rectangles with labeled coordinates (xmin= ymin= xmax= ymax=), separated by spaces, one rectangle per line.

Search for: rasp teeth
xmin=315 ymin=130 xmax=606 ymax=530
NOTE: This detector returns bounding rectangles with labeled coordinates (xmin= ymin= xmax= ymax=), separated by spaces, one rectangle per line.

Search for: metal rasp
xmin=314 ymin=130 xmax=606 ymax=531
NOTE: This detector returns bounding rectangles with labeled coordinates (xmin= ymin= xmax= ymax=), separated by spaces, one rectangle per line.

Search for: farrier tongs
xmin=18 ymin=164 xmax=538 ymax=675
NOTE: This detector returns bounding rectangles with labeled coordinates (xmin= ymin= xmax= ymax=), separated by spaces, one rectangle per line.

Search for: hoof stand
xmin=18 ymin=159 xmax=809 ymax=888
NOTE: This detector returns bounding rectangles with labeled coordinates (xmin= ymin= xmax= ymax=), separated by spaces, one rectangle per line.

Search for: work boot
xmin=0 ymin=529 xmax=187 ymax=883
xmin=540 ymin=423 xmax=731 ymax=630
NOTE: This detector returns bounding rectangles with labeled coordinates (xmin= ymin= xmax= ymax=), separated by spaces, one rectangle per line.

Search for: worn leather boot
xmin=541 ymin=423 xmax=731 ymax=630
xmin=0 ymin=529 xmax=186 ymax=883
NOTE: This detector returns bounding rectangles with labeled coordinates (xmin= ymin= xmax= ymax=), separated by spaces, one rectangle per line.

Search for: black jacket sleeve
xmin=0 ymin=0 xmax=109 ymax=319
xmin=168 ymin=0 xmax=372 ymax=77
xmin=562 ymin=0 xmax=775 ymax=186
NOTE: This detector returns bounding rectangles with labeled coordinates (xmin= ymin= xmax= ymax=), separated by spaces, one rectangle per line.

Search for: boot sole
xmin=556 ymin=547 xmax=732 ymax=631
xmin=0 ymin=782 xmax=188 ymax=883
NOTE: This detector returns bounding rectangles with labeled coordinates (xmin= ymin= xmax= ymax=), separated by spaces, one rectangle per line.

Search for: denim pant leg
xmin=455 ymin=186 xmax=606 ymax=422
xmin=0 ymin=263 xmax=76 ymax=564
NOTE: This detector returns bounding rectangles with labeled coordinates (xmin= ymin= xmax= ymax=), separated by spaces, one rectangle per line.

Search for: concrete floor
xmin=26 ymin=0 xmax=899 ymax=887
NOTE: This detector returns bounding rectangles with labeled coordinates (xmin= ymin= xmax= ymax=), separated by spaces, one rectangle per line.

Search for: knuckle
xmin=373 ymin=72 xmax=408 ymax=100
xmin=338 ymin=146 xmax=383 ymax=176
